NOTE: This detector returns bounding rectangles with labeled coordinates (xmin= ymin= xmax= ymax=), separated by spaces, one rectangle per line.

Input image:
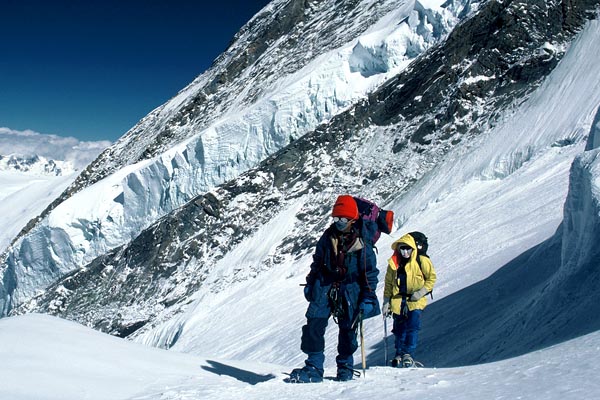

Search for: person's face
xmin=398 ymin=246 xmax=413 ymax=259
xmin=333 ymin=216 xmax=353 ymax=232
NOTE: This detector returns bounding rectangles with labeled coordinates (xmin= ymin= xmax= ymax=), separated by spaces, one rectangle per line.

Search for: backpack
xmin=408 ymin=231 xmax=433 ymax=299
xmin=408 ymin=231 xmax=428 ymax=256
xmin=353 ymin=197 xmax=394 ymax=245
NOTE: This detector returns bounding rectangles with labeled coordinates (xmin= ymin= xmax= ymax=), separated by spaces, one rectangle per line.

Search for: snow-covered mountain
xmin=0 ymin=166 xmax=77 ymax=253
xmin=0 ymin=154 xmax=74 ymax=176
xmin=0 ymin=0 xmax=600 ymax=396
xmin=0 ymin=127 xmax=111 ymax=171
xmin=0 ymin=128 xmax=109 ymax=253
xmin=1 ymin=0 xmax=484 ymax=315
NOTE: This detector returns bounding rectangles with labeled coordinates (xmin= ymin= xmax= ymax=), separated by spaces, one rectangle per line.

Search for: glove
xmin=401 ymin=301 xmax=409 ymax=318
xmin=303 ymin=285 xmax=313 ymax=302
xmin=410 ymin=287 xmax=429 ymax=302
xmin=381 ymin=297 xmax=390 ymax=316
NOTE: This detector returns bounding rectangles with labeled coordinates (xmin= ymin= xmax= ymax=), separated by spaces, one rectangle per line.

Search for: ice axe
xmin=359 ymin=310 xmax=366 ymax=377
xmin=353 ymin=310 xmax=367 ymax=377
xmin=383 ymin=314 xmax=389 ymax=366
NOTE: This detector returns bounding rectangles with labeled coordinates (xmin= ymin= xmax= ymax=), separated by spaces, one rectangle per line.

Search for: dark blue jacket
xmin=305 ymin=224 xmax=381 ymax=322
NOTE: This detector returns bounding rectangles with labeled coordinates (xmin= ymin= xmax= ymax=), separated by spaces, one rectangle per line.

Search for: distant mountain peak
xmin=0 ymin=154 xmax=75 ymax=176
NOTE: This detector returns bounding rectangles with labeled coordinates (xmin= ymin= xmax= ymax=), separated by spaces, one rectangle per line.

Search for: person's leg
xmin=402 ymin=309 xmax=422 ymax=357
xmin=335 ymin=317 xmax=358 ymax=381
xmin=300 ymin=317 xmax=329 ymax=375
xmin=337 ymin=319 xmax=358 ymax=360
xmin=392 ymin=313 xmax=407 ymax=356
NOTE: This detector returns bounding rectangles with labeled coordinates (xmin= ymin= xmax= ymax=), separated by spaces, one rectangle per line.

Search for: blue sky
xmin=0 ymin=0 xmax=272 ymax=143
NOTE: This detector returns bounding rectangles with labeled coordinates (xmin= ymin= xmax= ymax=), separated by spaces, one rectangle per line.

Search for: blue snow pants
xmin=300 ymin=316 xmax=357 ymax=372
xmin=392 ymin=308 xmax=422 ymax=357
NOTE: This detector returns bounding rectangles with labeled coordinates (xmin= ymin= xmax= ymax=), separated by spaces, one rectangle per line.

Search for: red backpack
xmin=353 ymin=197 xmax=394 ymax=244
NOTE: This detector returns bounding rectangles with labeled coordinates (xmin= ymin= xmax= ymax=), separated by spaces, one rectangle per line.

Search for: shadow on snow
xmin=366 ymin=224 xmax=600 ymax=368
xmin=201 ymin=360 xmax=276 ymax=385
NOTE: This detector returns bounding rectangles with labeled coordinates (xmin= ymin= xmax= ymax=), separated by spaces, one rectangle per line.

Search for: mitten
xmin=381 ymin=297 xmax=391 ymax=316
xmin=410 ymin=287 xmax=429 ymax=302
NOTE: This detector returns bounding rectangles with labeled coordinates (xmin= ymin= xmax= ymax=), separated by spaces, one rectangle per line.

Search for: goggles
xmin=333 ymin=217 xmax=350 ymax=224
xmin=398 ymin=246 xmax=413 ymax=257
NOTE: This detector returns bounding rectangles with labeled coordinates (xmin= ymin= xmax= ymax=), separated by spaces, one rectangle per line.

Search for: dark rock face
xmin=372 ymin=0 xmax=599 ymax=147
xmin=14 ymin=0 xmax=600 ymax=339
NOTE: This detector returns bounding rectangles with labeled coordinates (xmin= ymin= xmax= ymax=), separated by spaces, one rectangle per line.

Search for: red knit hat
xmin=331 ymin=195 xmax=359 ymax=220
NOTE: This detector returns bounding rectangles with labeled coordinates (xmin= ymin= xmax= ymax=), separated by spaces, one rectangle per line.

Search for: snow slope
xmin=0 ymin=128 xmax=109 ymax=252
xmin=1 ymin=307 xmax=600 ymax=400
xmin=0 ymin=171 xmax=77 ymax=251
xmin=129 ymin=17 xmax=600 ymax=370
xmin=2 ymin=99 xmax=595 ymax=400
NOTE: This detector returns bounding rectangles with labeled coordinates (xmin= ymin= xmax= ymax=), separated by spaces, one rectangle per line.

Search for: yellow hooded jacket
xmin=384 ymin=234 xmax=437 ymax=313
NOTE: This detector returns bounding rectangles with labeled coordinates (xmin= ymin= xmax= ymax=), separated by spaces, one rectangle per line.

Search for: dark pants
xmin=300 ymin=316 xmax=358 ymax=371
xmin=392 ymin=309 xmax=422 ymax=357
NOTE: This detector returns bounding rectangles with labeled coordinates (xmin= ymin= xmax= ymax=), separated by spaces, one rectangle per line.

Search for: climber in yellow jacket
xmin=382 ymin=233 xmax=437 ymax=368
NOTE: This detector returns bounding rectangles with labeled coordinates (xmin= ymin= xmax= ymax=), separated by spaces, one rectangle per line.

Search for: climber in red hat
xmin=287 ymin=195 xmax=380 ymax=383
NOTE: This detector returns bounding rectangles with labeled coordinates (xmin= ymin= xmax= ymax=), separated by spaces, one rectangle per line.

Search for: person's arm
xmin=421 ymin=257 xmax=437 ymax=293
xmin=410 ymin=257 xmax=436 ymax=301
xmin=384 ymin=260 xmax=394 ymax=300
xmin=359 ymin=245 xmax=381 ymax=318
xmin=361 ymin=244 xmax=379 ymax=299
xmin=306 ymin=233 xmax=328 ymax=286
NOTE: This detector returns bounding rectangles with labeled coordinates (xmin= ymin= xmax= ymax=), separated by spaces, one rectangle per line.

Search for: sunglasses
xmin=333 ymin=217 xmax=350 ymax=224
xmin=398 ymin=246 xmax=413 ymax=251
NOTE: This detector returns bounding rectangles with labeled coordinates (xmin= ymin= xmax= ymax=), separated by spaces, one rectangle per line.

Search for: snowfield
xmin=1 ymin=313 xmax=599 ymax=400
